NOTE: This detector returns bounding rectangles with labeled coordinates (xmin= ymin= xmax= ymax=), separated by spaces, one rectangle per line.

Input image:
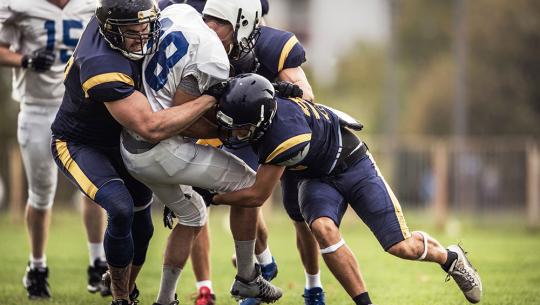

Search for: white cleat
xmin=446 ymin=244 xmax=483 ymax=303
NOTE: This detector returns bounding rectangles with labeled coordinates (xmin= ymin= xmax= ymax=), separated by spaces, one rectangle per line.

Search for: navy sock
xmin=353 ymin=292 xmax=372 ymax=305
xmin=441 ymin=249 xmax=458 ymax=272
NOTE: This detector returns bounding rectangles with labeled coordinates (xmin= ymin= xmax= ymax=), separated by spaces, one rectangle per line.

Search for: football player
xmin=118 ymin=2 xmax=282 ymax=305
xmin=0 ymin=0 xmax=110 ymax=298
xmin=212 ymin=74 xmax=484 ymax=305
xmin=50 ymin=0 xmax=223 ymax=304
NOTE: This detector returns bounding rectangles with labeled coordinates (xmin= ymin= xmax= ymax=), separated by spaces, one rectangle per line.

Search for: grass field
xmin=0 ymin=207 xmax=539 ymax=305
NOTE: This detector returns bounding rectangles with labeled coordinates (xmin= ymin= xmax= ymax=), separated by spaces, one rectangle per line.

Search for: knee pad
xmin=95 ymin=180 xmax=134 ymax=239
xmin=168 ymin=188 xmax=207 ymax=227
xmin=414 ymin=231 xmax=429 ymax=261
xmin=320 ymin=239 xmax=346 ymax=254
xmin=26 ymin=159 xmax=57 ymax=210
xmin=131 ymin=206 xmax=154 ymax=266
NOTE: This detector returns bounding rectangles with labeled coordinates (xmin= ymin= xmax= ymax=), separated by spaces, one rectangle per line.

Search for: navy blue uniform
xmin=50 ymin=17 xmax=153 ymax=267
xmin=254 ymin=97 xmax=411 ymax=250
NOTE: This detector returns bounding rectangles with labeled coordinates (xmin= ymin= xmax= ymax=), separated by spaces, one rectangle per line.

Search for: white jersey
xmin=0 ymin=0 xmax=94 ymax=105
xmin=142 ymin=4 xmax=229 ymax=112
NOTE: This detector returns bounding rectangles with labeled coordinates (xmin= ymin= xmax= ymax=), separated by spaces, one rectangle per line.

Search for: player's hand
xmin=21 ymin=48 xmax=55 ymax=73
xmin=163 ymin=206 xmax=176 ymax=229
xmin=204 ymin=81 xmax=229 ymax=100
xmin=272 ymin=81 xmax=303 ymax=98
xmin=193 ymin=187 xmax=218 ymax=207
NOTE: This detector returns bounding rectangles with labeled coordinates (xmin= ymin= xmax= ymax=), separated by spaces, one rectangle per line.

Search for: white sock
xmin=88 ymin=242 xmax=106 ymax=266
xmin=30 ymin=255 xmax=47 ymax=269
xmin=255 ymin=247 xmax=273 ymax=266
xmin=196 ymin=280 xmax=213 ymax=293
xmin=235 ymin=239 xmax=257 ymax=280
xmin=305 ymin=270 xmax=322 ymax=289
xmin=156 ymin=265 xmax=182 ymax=305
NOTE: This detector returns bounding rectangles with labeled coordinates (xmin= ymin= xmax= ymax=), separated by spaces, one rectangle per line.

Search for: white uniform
xmin=120 ymin=4 xmax=255 ymax=226
xmin=0 ymin=0 xmax=94 ymax=208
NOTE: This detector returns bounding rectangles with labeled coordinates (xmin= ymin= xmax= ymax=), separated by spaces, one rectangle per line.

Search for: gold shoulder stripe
xmin=55 ymin=140 xmax=99 ymax=200
xmin=266 ymin=133 xmax=311 ymax=163
xmin=82 ymin=72 xmax=134 ymax=98
xmin=278 ymin=35 xmax=299 ymax=72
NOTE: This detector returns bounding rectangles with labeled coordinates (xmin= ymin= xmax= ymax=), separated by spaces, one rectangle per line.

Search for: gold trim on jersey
xmin=266 ymin=133 xmax=312 ymax=163
xmin=367 ymin=151 xmax=411 ymax=239
xmin=82 ymin=72 xmax=135 ymax=98
xmin=278 ymin=35 xmax=299 ymax=72
xmin=54 ymin=140 xmax=99 ymax=200
xmin=196 ymin=138 xmax=223 ymax=147
xmin=64 ymin=56 xmax=74 ymax=80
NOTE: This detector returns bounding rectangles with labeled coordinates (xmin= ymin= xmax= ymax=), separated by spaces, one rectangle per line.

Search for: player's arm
xmin=213 ymin=164 xmax=286 ymax=207
xmin=278 ymin=66 xmax=315 ymax=101
xmin=105 ymin=90 xmax=217 ymax=143
xmin=0 ymin=42 xmax=23 ymax=67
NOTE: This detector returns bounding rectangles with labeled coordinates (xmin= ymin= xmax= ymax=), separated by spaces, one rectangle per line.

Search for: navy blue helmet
xmin=96 ymin=0 xmax=161 ymax=60
xmin=216 ymin=73 xmax=277 ymax=148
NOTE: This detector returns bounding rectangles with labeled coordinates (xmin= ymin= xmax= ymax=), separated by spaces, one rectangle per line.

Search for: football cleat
xmin=22 ymin=264 xmax=51 ymax=299
xmin=111 ymin=299 xmax=131 ymax=305
xmin=152 ymin=301 xmax=179 ymax=305
xmin=239 ymin=258 xmax=279 ymax=305
xmin=302 ymin=287 xmax=326 ymax=305
xmin=230 ymin=265 xmax=282 ymax=303
xmin=260 ymin=258 xmax=278 ymax=282
xmin=88 ymin=258 xmax=111 ymax=296
xmin=446 ymin=244 xmax=482 ymax=303
xmin=194 ymin=286 xmax=216 ymax=305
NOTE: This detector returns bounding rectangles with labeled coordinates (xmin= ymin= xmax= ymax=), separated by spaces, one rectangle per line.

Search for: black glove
xmin=193 ymin=187 xmax=218 ymax=207
xmin=163 ymin=206 xmax=176 ymax=229
xmin=272 ymin=81 xmax=303 ymax=98
xmin=204 ymin=81 xmax=229 ymax=100
xmin=21 ymin=48 xmax=55 ymax=73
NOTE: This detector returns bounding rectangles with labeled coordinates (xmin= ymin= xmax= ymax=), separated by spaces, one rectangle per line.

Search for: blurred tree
xmin=402 ymin=0 xmax=540 ymax=135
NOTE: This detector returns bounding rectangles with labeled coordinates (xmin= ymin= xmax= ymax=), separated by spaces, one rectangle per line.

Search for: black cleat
xmin=22 ymin=264 xmax=51 ymax=299
xmin=111 ymin=299 xmax=131 ymax=305
xmin=88 ymin=259 xmax=111 ymax=296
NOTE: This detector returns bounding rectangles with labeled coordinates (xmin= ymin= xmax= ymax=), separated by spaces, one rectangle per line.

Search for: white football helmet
xmin=203 ymin=0 xmax=262 ymax=59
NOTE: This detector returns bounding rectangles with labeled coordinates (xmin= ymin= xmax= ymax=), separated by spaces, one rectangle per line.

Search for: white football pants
xmin=120 ymin=134 xmax=256 ymax=227
xmin=17 ymin=103 xmax=60 ymax=209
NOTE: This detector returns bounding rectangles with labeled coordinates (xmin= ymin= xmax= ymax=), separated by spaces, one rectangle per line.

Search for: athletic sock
xmin=196 ymin=280 xmax=213 ymax=293
xmin=156 ymin=265 xmax=182 ymax=305
xmin=305 ymin=270 xmax=322 ymax=289
xmin=353 ymin=292 xmax=372 ymax=305
xmin=30 ymin=255 xmax=47 ymax=269
xmin=255 ymin=247 xmax=273 ymax=266
xmin=88 ymin=242 xmax=106 ymax=266
xmin=235 ymin=239 xmax=257 ymax=280
xmin=441 ymin=249 xmax=458 ymax=272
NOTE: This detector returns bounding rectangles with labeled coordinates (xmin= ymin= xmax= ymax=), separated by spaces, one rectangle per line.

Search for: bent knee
xmin=387 ymin=232 xmax=424 ymax=259
xmin=309 ymin=217 xmax=341 ymax=248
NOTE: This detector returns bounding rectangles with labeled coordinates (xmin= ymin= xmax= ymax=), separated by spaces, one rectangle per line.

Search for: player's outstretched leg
xmin=229 ymin=206 xmax=282 ymax=303
xmin=386 ymin=231 xmax=482 ymax=303
xmin=310 ymin=217 xmax=373 ymax=305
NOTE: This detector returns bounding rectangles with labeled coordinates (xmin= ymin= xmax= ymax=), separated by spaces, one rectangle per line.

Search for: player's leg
xmin=281 ymin=173 xmax=325 ymax=305
xmin=52 ymin=139 xmax=143 ymax=302
xmin=190 ymin=221 xmax=216 ymax=305
xmin=81 ymin=195 xmax=109 ymax=295
xmin=19 ymin=105 xmax=58 ymax=299
xmin=298 ymin=178 xmax=372 ymax=305
xmin=143 ymin=183 xmax=206 ymax=305
xmin=344 ymin=151 xmax=482 ymax=303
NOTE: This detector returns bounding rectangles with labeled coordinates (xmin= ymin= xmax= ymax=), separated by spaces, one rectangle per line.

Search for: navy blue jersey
xmin=253 ymin=26 xmax=306 ymax=81
xmin=253 ymin=97 xmax=341 ymax=177
xmin=51 ymin=17 xmax=141 ymax=148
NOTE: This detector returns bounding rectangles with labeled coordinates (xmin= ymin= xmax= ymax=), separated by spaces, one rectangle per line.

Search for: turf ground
xmin=0 ymin=207 xmax=539 ymax=305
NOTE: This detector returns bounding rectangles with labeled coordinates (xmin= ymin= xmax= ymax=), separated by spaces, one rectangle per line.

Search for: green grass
xmin=0 ymin=207 xmax=539 ymax=305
